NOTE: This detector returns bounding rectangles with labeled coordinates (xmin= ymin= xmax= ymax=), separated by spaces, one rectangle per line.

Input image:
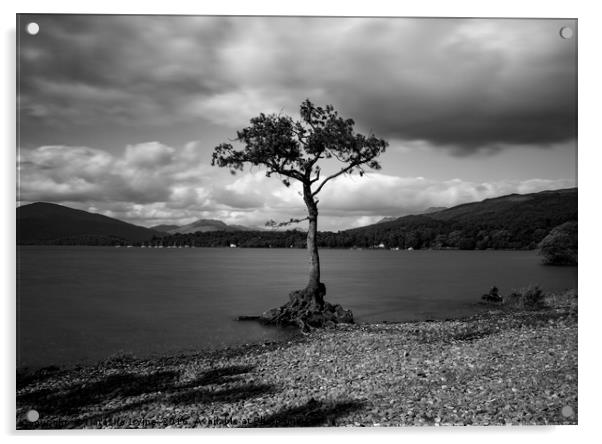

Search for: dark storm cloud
xmin=18 ymin=15 xmax=237 ymax=128
xmin=18 ymin=16 xmax=576 ymax=154
xmin=348 ymin=20 xmax=575 ymax=150
xmin=19 ymin=15 xmax=234 ymax=90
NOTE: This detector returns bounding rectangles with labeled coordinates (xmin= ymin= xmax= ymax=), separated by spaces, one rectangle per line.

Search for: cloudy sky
xmin=17 ymin=15 xmax=577 ymax=230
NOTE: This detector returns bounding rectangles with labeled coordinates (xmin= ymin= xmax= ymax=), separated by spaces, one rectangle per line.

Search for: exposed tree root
xmin=260 ymin=283 xmax=354 ymax=332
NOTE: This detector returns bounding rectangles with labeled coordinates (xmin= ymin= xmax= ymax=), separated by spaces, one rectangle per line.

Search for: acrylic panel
xmin=16 ymin=15 xmax=577 ymax=429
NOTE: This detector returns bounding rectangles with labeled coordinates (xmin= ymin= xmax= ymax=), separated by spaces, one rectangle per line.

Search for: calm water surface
xmin=17 ymin=247 xmax=577 ymax=368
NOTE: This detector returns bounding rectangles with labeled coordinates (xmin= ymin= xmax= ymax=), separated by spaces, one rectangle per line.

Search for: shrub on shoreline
xmin=544 ymin=289 xmax=578 ymax=311
xmin=481 ymin=286 xmax=502 ymax=303
xmin=480 ymin=285 xmax=576 ymax=311
xmin=503 ymin=285 xmax=546 ymax=310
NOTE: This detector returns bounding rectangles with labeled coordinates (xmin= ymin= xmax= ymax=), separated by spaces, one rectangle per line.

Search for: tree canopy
xmin=211 ymin=99 xmax=388 ymax=195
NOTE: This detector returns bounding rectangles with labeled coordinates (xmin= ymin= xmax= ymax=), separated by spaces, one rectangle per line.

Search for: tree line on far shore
xmin=147 ymin=219 xmax=575 ymax=252
xmin=25 ymin=217 xmax=576 ymax=253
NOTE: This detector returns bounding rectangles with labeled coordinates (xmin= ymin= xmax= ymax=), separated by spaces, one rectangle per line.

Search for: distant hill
xmin=149 ymin=224 xmax=180 ymax=233
xmin=17 ymin=188 xmax=577 ymax=249
xmin=343 ymin=188 xmax=577 ymax=250
xmin=157 ymin=188 xmax=577 ymax=250
xmin=426 ymin=189 xmax=574 ymax=225
xmin=376 ymin=206 xmax=448 ymax=224
xmin=164 ymin=219 xmax=256 ymax=234
xmin=423 ymin=206 xmax=448 ymax=215
xmin=17 ymin=202 xmax=160 ymax=245
xmin=376 ymin=216 xmax=398 ymax=224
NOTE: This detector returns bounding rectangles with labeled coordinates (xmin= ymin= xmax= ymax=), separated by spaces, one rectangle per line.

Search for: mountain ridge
xmin=341 ymin=187 xmax=577 ymax=250
xmin=376 ymin=206 xmax=448 ymax=224
xmin=17 ymin=202 xmax=161 ymax=244
xmin=16 ymin=188 xmax=577 ymax=248
xmin=155 ymin=219 xmax=257 ymax=234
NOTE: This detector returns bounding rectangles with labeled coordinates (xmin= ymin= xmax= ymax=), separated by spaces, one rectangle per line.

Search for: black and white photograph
xmin=16 ymin=14 xmax=577 ymax=429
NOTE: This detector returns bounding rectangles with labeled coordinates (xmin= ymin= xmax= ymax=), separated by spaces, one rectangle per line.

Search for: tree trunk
xmin=257 ymin=183 xmax=353 ymax=328
xmin=303 ymin=185 xmax=324 ymax=307
xmin=305 ymin=205 xmax=320 ymax=288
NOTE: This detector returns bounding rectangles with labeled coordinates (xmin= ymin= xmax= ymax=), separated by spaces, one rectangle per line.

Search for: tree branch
xmin=264 ymin=159 xmax=304 ymax=182
xmin=265 ymin=217 xmax=309 ymax=228
xmin=312 ymin=161 xmax=360 ymax=197
xmin=291 ymin=128 xmax=308 ymax=147
xmin=310 ymin=167 xmax=321 ymax=184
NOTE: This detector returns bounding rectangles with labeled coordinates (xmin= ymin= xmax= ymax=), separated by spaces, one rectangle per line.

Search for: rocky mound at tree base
xmin=259 ymin=285 xmax=354 ymax=331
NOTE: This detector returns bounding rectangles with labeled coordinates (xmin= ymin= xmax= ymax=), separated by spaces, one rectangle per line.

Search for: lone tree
xmin=212 ymin=99 xmax=388 ymax=329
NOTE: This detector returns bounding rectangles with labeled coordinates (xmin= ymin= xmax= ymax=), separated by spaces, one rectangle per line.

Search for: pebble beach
xmin=16 ymin=292 xmax=577 ymax=429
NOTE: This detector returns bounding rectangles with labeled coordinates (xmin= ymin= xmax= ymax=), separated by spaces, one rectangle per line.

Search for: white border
xmin=3 ymin=1 xmax=600 ymax=443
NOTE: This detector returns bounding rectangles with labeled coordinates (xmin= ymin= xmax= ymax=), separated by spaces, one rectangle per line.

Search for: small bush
xmin=503 ymin=285 xmax=546 ymax=310
xmin=481 ymin=286 xmax=502 ymax=303
xmin=544 ymin=289 xmax=578 ymax=310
